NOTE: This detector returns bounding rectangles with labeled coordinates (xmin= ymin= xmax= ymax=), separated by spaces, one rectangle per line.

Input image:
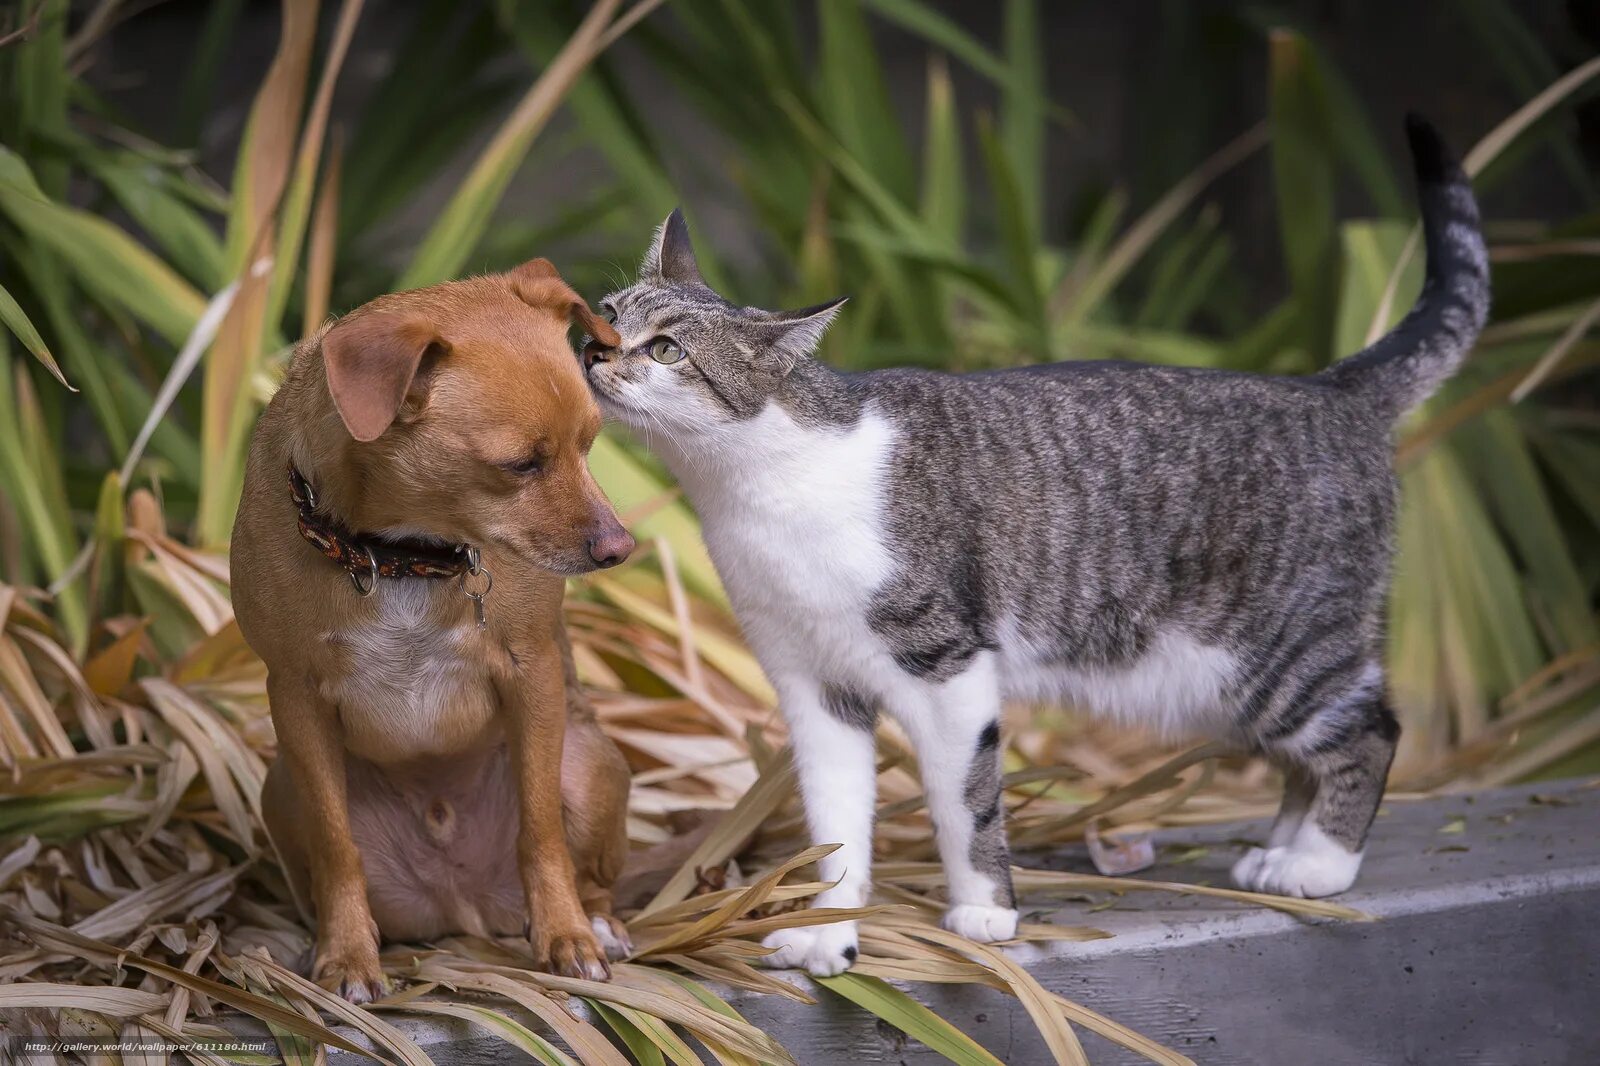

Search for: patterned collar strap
xmin=287 ymin=464 xmax=472 ymax=587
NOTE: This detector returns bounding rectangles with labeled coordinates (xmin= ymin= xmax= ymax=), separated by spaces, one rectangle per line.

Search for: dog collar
xmin=287 ymin=465 xmax=490 ymax=615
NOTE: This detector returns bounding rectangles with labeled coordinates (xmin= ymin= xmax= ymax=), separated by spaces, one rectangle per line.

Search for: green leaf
xmin=88 ymin=155 xmax=226 ymax=289
xmin=0 ymin=279 xmax=69 ymax=390
xmin=588 ymin=434 xmax=725 ymax=607
xmin=398 ymin=0 xmax=623 ymax=290
xmin=89 ymin=471 xmax=125 ymax=623
xmin=815 ymin=973 xmax=1005 ymax=1066
xmin=498 ymin=2 xmax=680 ymax=223
xmin=10 ymin=0 xmax=70 ymax=197
xmin=0 ymin=350 xmax=85 ymax=644
xmin=1390 ymin=445 xmax=1545 ymax=738
xmin=1268 ymin=28 xmax=1341 ymax=367
xmin=0 ymin=147 xmax=206 ymax=346
xmin=1531 ymin=432 xmax=1600 ymax=546
xmin=1459 ymin=410 xmax=1598 ymax=650
xmin=860 ymin=0 xmax=1074 ymax=129
xmin=999 ymin=0 xmax=1044 ymax=233
xmin=341 ymin=4 xmax=518 ymax=242
xmin=817 ymin=0 xmax=916 ymax=204
xmin=832 ymin=222 xmax=1024 ymax=316
xmin=1457 ymin=0 xmax=1594 ymax=199
xmin=588 ymin=1000 xmax=667 ymax=1066
xmin=1314 ymin=58 xmax=1403 ymax=219
xmin=1333 ymin=220 xmax=1421 ymax=359
xmin=1055 ymin=124 xmax=1266 ymax=330
xmin=611 ymin=1004 xmax=706 ymax=1066
xmin=177 ymin=0 xmax=247 ymax=145
xmin=919 ymin=55 xmax=965 ymax=246
xmin=2 ymin=229 xmax=130 ymax=453
xmin=976 ymin=113 xmax=1047 ymax=352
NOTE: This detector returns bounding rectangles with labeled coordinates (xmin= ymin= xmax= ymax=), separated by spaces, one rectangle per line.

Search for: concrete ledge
xmin=249 ymin=780 xmax=1600 ymax=1065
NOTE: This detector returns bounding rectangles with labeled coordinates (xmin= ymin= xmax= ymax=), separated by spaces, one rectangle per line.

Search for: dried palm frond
xmin=0 ymin=498 xmax=1404 ymax=1066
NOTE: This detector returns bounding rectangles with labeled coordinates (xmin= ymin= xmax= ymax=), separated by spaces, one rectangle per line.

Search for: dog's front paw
xmin=590 ymin=913 xmax=634 ymax=961
xmin=760 ymin=921 xmax=859 ymax=977
xmin=537 ymin=926 xmax=612 ymax=982
xmin=312 ymin=944 xmax=386 ymax=1005
xmin=942 ymin=903 xmax=1018 ymax=943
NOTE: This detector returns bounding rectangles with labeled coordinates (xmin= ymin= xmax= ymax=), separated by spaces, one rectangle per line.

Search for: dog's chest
xmin=320 ymin=583 xmax=497 ymax=761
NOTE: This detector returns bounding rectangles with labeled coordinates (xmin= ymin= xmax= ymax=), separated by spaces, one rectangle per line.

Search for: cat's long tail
xmin=1319 ymin=115 xmax=1490 ymax=418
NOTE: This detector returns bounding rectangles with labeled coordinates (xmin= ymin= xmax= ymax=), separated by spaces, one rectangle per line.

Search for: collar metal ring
xmin=459 ymin=563 xmax=493 ymax=600
xmin=350 ymin=544 xmax=379 ymax=597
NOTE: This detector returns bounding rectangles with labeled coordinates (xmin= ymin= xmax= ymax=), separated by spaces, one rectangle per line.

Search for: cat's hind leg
xmin=891 ymin=656 xmax=1018 ymax=942
xmin=1234 ymin=663 xmax=1398 ymax=898
xmin=760 ymin=675 xmax=879 ymax=976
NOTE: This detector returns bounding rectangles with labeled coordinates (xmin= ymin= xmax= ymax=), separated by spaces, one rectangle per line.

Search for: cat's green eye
xmin=648 ymin=337 xmax=686 ymax=364
xmin=600 ymin=305 xmax=617 ymax=324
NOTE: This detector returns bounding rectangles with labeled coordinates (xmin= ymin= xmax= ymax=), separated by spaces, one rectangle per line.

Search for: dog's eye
xmin=648 ymin=337 xmax=685 ymax=364
xmin=505 ymin=453 xmax=546 ymax=476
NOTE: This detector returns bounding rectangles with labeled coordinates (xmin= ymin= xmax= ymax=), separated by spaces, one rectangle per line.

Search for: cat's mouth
xmin=584 ymin=372 xmax=638 ymax=416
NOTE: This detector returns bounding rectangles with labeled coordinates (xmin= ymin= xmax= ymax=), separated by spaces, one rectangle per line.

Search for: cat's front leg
xmin=760 ymin=674 xmax=879 ymax=976
xmin=891 ymin=656 xmax=1018 ymax=942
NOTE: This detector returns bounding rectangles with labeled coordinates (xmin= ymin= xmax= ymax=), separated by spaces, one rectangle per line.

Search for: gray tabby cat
xmin=583 ymin=116 xmax=1488 ymax=976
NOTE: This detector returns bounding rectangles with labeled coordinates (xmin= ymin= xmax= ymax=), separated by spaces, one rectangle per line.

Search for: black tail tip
xmin=1404 ymin=113 xmax=1456 ymax=183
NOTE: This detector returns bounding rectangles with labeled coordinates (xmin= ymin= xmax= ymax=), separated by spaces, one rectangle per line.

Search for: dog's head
xmin=317 ymin=259 xmax=632 ymax=575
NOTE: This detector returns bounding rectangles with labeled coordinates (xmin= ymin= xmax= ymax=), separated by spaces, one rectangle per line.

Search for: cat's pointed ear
xmin=761 ymin=296 xmax=848 ymax=362
xmin=641 ymin=207 xmax=703 ymax=286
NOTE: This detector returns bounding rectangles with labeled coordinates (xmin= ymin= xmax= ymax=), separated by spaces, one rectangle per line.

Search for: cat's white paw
xmin=942 ymin=903 xmax=1019 ymax=943
xmin=1232 ymin=825 xmax=1361 ymax=899
xmin=761 ymin=921 xmax=859 ymax=976
xmin=590 ymin=915 xmax=633 ymax=961
xmin=1231 ymin=846 xmax=1271 ymax=888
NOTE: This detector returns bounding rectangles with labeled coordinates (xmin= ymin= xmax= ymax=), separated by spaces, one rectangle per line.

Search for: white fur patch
xmin=661 ymin=403 xmax=902 ymax=689
xmin=323 ymin=582 xmax=494 ymax=759
xmin=999 ymin=623 xmax=1239 ymax=739
xmin=761 ymin=920 xmax=860 ymax=976
xmin=1232 ymin=821 xmax=1362 ymax=899
xmin=591 ymin=916 xmax=633 ymax=961
xmin=943 ymin=903 xmax=1019 ymax=943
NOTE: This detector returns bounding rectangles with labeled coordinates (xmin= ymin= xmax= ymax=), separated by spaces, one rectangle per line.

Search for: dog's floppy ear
xmin=322 ymin=312 xmax=448 ymax=442
xmin=507 ymin=259 xmax=621 ymax=349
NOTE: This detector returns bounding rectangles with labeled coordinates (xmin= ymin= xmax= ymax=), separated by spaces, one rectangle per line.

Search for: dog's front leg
xmin=499 ymin=641 xmax=610 ymax=981
xmin=269 ymin=673 xmax=384 ymax=1003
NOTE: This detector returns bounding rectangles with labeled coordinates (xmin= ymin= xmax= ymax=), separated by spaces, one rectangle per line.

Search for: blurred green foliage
xmin=1 ymin=0 xmax=1598 ymax=775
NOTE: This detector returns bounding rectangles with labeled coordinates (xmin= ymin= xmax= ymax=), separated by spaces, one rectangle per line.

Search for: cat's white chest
xmin=678 ymin=406 xmax=898 ymax=677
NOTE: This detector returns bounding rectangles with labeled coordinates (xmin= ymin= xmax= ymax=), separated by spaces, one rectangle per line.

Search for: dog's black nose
xmin=583 ymin=341 xmax=611 ymax=370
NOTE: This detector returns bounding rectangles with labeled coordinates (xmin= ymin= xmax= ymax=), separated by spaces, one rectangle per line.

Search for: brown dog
xmin=232 ymin=260 xmax=634 ymax=1002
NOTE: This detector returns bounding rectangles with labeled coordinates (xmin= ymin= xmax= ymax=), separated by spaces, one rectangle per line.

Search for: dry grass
xmin=3 ymin=6 xmax=1597 ymax=1057
xmin=0 ymin=486 xmax=1425 ymax=1066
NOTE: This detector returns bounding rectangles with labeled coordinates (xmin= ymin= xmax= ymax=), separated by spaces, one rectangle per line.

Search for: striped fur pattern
xmin=583 ymin=117 xmax=1489 ymax=975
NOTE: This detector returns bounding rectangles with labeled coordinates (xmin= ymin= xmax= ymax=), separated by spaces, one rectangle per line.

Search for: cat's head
xmin=584 ymin=209 xmax=846 ymax=435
